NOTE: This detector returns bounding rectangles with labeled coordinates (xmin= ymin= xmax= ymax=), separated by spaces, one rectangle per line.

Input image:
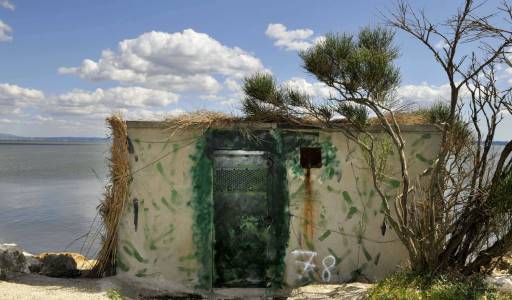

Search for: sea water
xmin=0 ymin=142 xmax=108 ymax=256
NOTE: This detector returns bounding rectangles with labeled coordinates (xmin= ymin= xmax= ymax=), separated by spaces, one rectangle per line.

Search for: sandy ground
xmin=0 ymin=274 xmax=131 ymax=300
xmin=0 ymin=274 xmax=372 ymax=300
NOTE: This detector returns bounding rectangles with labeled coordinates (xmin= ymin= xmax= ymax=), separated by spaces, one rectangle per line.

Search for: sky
xmin=0 ymin=0 xmax=511 ymax=140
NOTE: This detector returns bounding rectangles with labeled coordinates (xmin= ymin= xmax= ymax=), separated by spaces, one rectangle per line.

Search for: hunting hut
xmin=103 ymin=113 xmax=441 ymax=297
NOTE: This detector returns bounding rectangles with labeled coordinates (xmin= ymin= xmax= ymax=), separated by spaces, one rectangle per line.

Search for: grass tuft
xmin=368 ymin=272 xmax=512 ymax=300
xmin=106 ymin=288 xmax=123 ymax=300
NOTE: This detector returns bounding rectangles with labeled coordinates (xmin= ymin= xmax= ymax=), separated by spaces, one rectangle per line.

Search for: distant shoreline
xmin=0 ymin=140 xmax=108 ymax=145
xmin=0 ymin=133 xmax=107 ymax=144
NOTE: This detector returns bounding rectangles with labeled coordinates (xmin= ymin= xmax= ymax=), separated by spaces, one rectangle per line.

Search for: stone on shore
xmin=23 ymin=252 xmax=42 ymax=273
xmin=1 ymin=244 xmax=95 ymax=279
xmin=288 ymin=282 xmax=372 ymax=300
xmin=36 ymin=252 xmax=96 ymax=272
xmin=37 ymin=253 xmax=80 ymax=278
xmin=0 ymin=244 xmax=28 ymax=279
xmin=487 ymin=275 xmax=512 ymax=293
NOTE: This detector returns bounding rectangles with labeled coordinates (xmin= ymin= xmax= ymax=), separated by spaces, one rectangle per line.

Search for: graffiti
xmin=291 ymin=250 xmax=316 ymax=279
xmin=321 ymin=255 xmax=336 ymax=282
xmin=291 ymin=249 xmax=336 ymax=283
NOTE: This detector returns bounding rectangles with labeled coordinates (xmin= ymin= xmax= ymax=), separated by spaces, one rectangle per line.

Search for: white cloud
xmin=199 ymin=94 xmax=224 ymax=101
xmin=198 ymin=75 xmax=245 ymax=106
xmin=282 ymin=77 xmax=333 ymax=98
xmin=224 ymin=78 xmax=241 ymax=92
xmin=59 ymin=29 xmax=267 ymax=94
xmin=0 ymin=83 xmax=44 ymax=100
xmin=0 ymin=81 xmax=185 ymax=136
xmin=121 ymin=108 xmax=185 ymax=121
xmin=499 ymin=109 xmax=511 ymax=117
xmin=34 ymin=115 xmax=54 ymax=123
xmin=503 ymin=63 xmax=512 ymax=84
xmin=435 ymin=40 xmax=449 ymax=50
xmin=0 ymin=20 xmax=12 ymax=42
xmin=199 ymin=94 xmax=241 ymax=107
xmin=56 ymin=86 xmax=178 ymax=109
xmin=279 ymin=79 xmax=455 ymax=108
xmin=219 ymin=98 xmax=239 ymax=106
xmin=265 ymin=23 xmax=322 ymax=51
xmin=397 ymin=82 xmax=452 ymax=107
xmin=0 ymin=82 xmax=181 ymax=126
xmin=0 ymin=117 xmax=20 ymax=124
xmin=0 ymin=0 xmax=14 ymax=10
xmin=223 ymin=75 xmax=460 ymax=110
xmin=49 ymin=86 xmax=179 ymax=120
xmin=0 ymin=83 xmax=45 ymax=115
xmin=496 ymin=50 xmax=512 ymax=84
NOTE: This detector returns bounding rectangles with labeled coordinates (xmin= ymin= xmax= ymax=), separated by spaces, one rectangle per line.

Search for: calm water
xmin=0 ymin=143 xmax=109 ymax=255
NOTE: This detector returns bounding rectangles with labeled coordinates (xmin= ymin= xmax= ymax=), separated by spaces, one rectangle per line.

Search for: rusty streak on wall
xmin=303 ymin=168 xmax=314 ymax=243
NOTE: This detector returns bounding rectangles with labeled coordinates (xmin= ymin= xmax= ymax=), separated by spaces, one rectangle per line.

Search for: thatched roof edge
xmin=125 ymin=120 xmax=441 ymax=133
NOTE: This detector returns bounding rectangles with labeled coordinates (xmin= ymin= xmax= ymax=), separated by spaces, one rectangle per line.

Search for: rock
xmin=486 ymin=275 xmax=512 ymax=293
xmin=288 ymin=283 xmax=373 ymax=300
xmin=0 ymin=243 xmax=28 ymax=278
xmin=23 ymin=252 xmax=42 ymax=273
xmin=78 ymin=259 xmax=97 ymax=271
xmin=38 ymin=253 xmax=80 ymax=278
xmin=494 ymin=255 xmax=512 ymax=275
xmin=36 ymin=252 xmax=95 ymax=272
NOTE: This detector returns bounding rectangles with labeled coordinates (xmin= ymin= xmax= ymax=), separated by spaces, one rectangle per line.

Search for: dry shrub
xmin=91 ymin=115 xmax=131 ymax=277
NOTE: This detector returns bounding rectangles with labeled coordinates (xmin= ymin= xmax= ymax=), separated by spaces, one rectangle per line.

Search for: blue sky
xmin=0 ymin=0 xmax=511 ymax=139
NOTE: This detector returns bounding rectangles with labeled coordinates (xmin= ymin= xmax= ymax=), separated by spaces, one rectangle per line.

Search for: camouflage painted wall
xmin=117 ymin=122 xmax=441 ymax=295
xmin=283 ymin=129 xmax=440 ymax=285
xmin=117 ymin=125 xmax=204 ymax=293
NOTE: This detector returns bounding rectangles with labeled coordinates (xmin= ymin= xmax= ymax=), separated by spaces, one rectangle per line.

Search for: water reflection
xmin=0 ymin=143 xmax=109 ymax=255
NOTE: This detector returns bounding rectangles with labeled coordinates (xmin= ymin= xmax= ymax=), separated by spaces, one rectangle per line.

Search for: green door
xmin=213 ymin=150 xmax=270 ymax=287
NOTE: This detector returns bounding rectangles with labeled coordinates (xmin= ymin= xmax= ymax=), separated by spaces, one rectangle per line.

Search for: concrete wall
xmin=283 ymin=129 xmax=440 ymax=286
xmin=117 ymin=122 xmax=441 ymax=295
xmin=117 ymin=126 xmax=203 ymax=293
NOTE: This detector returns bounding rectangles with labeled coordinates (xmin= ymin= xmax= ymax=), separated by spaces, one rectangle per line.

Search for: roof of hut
xmin=125 ymin=110 xmax=438 ymax=132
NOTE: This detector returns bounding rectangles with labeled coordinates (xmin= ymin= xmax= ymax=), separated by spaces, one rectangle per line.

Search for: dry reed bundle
xmin=161 ymin=110 xmax=429 ymax=131
xmin=368 ymin=111 xmax=428 ymax=126
xmin=162 ymin=110 xmax=245 ymax=139
xmin=164 ymin=110 xmax=237 ymax=125
xmin=164 ymin=110 xmax=241 ymax=132
xmin=91 ymin=115 xmax=131 ymax=277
